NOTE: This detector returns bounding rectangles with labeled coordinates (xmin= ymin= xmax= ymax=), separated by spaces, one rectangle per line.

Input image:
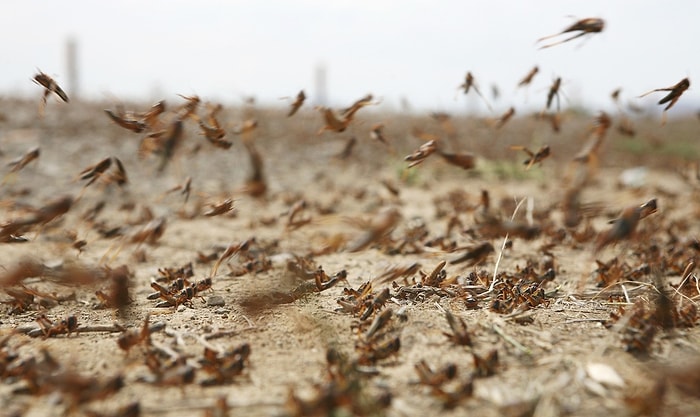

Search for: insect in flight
xmin=536 ymin=17 xmax=605 ymax=49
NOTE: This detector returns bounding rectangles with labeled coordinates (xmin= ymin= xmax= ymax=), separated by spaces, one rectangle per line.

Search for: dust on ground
xmin=0 ymin=98 xmax=699 ymax=417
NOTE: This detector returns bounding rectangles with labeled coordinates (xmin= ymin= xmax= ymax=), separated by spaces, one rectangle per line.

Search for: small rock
xmin=619 ymin=166 xmax=647 ymax=189
xmin=214 ymin=308 xmax=229 ymax=315
xmin=207 ymin=295 xmax=226 ymax=307
xmin=586 ymin=362 xmax=625 ymax=388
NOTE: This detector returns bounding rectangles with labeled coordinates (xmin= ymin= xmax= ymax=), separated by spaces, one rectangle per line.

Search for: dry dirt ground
xmin=0 ymin=98 xmax=700 ymax=417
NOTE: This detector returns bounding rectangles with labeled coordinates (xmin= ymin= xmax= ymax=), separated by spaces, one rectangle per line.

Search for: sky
xmin=1 ymin=0 xmax=698 ymax=114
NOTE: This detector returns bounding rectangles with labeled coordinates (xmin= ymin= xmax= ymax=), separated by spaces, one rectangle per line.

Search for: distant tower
xmin=66 ymin=37 xmax=79 ymax=100
xmin=314 ymin=63 xmax=327 ymax=106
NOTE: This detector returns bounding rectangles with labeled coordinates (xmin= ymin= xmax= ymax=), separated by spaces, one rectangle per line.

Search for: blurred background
xmin=1 ymin=0 xmax=698 ymax=114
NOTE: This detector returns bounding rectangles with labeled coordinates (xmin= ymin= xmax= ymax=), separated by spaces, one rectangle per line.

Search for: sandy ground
xmin=0 ymin=98 xmax=699 ymax=417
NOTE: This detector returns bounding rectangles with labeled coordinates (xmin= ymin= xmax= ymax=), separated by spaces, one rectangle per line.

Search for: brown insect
xmin=159 ymin=119 xmax=184 ymax=172
xmin=287 ymin=255 xmax=318 ymax=280
xmin=369 ymin=122 xmax=390 ymax=147
xmin=358 ymin=336 xmax=401 ymax=365
xmin=570 ymin=112 xmax=611 ymax=177
xmin=472 ymin=349 xmax=499 ymax=377
xmin=536 ymin=17 xmax=605 ymax=49
xmin=199 ymin=343 xmax=251 ymax=385
xmin=165 ymin=176 xmax=192 ymax=203
xmin=611 ymin=88 xmax=622 ymax=103
xmin=639 ymin=77 xmax=690 ymax=124
xmin=316 ymin=107 xmax=352 ymax=134
xmin=404 ymin=140 xmax=438 ymax=168
xmin=198 ymin=103 xmax=232 ymax=149
xmin=230 ymin=119 xmax=257 ymax=137
xmin=129 ymin=217 xmax=167 ymax=245
xmin=177 ymin=94 xmax=201 ymax=120
xmin=140 ymin=100 xmax=166 ymax=129
xmin=517 ymin=66 xmax=539 ymax=88
xmin=287 ymin=347 xmax=391 ymax=416
xmin=140 ymin=119 xmax=184 ymax=170
xmin=420 ymin=260 xmax=447 ymax=287
xmin=286 ymin=199 xmax=311 ymax=230
xmin=117 ymin=314 xmax=153 ymax=353
xmin=450 ymin=242 xmax=494 ymax=266
xmin=95 ymin=265 xmax=132 ymax=310
xmin=617 ymin=117 xmax=636 ymax=137
xmin=203 ymin=397 xmax=228 ymax=417
xmin=341 ymin=93 xmax=376 ymax=119
xmin=33 ymin=71 xmax=69 ymax=115
xmin=242 ymin=138 xmax=267 ymax=197
xmin=104 ymin=109 xmax=147 ymax=133
xmin=437 ymin=150 xmax=476 ymax=170
xmin=198 ymin=122 xmax=228 ymax=148
xmin=158 ymin=262 xmax=195 ymax=283
xmin=472 ymin=189 xmax=498 ymax=225
xmin=411 ymin=126 xmax=441 ymax=143
xmin=3 ymin=286 xmax=37 ymax=313
xmin=149 ymin=276 xmax=212 ymax=308
xmin=433 ymin=379 xmax=474 ymax=410
xmin=458 ymin=72 xmax=491 ymax=110
xmin=495 ymin=107 xmax=515 ymax=129
xmin=510 ymin=144 xmax=551 ymax=170
xmin=346 ymin=206 xmax=402 ymax=252
xmin=78 ymin=157 xmax=113 ymax=187
xmin=364 ymin=308 xmax=393 ymax=339
xmin=107 ymin=157 xmax=128 ymax=186
xmin=536 ymin=112 xmax=561 ymax=132
xmin=317 ymin=95 xmax=377 ymax=135
xmin=47 ymin=371 xmax=124 ymax=410
xmin=0 ymin=260 xmax=45 ymax=287
xmin=545 ymin=77 xmax=562 ymax=111
xmin=7 ymin=147 xmax=40 ymax=174
xmin=287 ymin=90 xmax=306 ymax=117
xmin=359 ymin=287 xmax=391 ymax=320
xmin=35 ymin=314 xmax=78 ymax=338
xmin=315 ymin=269 xmax=348 ymax=292
xmin=595 ymin=199 xmax=658 ymax=252
xmin=414 ymin=360 xmax=458 ymax=387
xmin=334 ymin=136 xmax=357 ymax=160
xmin=443 ymin=310 xmax=472 ymax=346
xmin=211 ymin=240 xmax=251 ymax=276
xmin=31 ymin=194 xmax=74 ymax=226
xmin=203 ymin=198 xmax=235 ymax=217
xmin=143 ymin=352 xmax=196 ymax=386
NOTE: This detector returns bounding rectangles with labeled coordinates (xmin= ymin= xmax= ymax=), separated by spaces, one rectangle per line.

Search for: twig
xmin=489 ymin=197 xmax=527 ymax=294
xmin=203 ymin=325 xmax=256 ymax=341
xmin=240 ymin=314 xmax=255 ymax=328
xmin=492 ymin=323 xmax=531 ymax=355
xmin=564 ymin=318 xmax=607 ymax=324
xmin=589 ymin=280 xmax=658 ymax=300
xmin=620 ymin=284 xmax=630 ymax=304
xmin=20 ymin=322 xmax=166 ymax=338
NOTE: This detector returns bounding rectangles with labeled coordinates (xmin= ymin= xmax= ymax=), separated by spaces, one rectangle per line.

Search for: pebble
xmin=207 ymin=295 xmax=226 ymax=307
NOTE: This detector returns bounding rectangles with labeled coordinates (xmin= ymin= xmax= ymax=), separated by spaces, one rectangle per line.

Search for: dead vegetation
xmin=1 ymin=17 xmax=699 ymax=416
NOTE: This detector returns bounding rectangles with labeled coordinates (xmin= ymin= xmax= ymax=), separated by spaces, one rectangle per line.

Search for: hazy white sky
xmin=1 ymin=0 xmax=698 ymax=113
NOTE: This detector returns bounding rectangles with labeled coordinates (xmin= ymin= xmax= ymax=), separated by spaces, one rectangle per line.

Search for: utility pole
xmin=314 ymin=63 xmax=327 ymax=106
xmin=66 ymin=37 xmax=79 ymax=100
